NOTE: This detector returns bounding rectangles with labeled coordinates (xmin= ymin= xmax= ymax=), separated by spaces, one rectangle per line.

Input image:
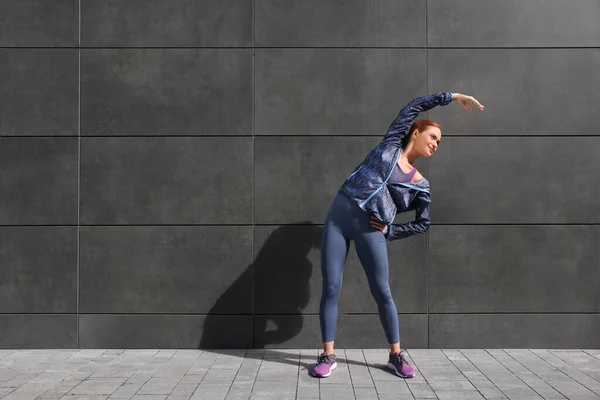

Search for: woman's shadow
xmin=198 ymin=222 xmax=384 ymax=371
xmin=199 ymin=222 xmax=321 ymax=351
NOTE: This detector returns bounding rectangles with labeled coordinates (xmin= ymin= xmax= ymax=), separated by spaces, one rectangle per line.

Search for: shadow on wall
xmin=199 ymin=223 xmax=322 ymax=349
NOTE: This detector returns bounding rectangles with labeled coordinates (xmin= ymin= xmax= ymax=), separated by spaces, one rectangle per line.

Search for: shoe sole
xmin=387 ymin=362 xmax=415 ymax=378
xmin=313 ymin=362 xmax=337 ymax=378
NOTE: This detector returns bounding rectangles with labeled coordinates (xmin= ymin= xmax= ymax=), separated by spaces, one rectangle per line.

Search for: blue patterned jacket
xmin=338 ymin=92 xmax=453 ymax=241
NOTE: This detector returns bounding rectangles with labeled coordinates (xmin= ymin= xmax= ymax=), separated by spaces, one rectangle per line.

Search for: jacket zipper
xmin=359 ymin=148 xmax=402 ymax=208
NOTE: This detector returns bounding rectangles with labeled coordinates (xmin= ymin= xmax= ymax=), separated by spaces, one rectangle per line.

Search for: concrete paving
xmin=1 ymin=349 xmax=600 ymax=399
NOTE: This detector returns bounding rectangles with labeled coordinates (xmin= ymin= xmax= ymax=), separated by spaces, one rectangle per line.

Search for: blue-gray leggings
xmin=319 ymin=193 xmax=400 ymax=344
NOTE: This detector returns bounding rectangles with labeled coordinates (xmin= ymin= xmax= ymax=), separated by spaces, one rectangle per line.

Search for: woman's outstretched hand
xmin=370 ymin=216 xmax=388 ymax=235
xmin=452 ymin=93 xmax=484 ymax=112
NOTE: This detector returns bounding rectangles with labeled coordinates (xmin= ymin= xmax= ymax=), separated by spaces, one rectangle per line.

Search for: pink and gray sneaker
xmin=388 ymin=350 xmax=415 ymax=378
xmin=311 ymin=352 xmax=337 ymax=378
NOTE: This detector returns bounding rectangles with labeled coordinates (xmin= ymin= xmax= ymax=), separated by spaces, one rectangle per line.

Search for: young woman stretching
xmin=312 ymin=92 xmax=484 ymax=378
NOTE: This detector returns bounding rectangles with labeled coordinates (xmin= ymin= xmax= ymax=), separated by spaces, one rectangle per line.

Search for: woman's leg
xmin=319 ymin=215 xmax=350 ymax=352
xmin=312 ymin=211 xmax=350 ymax=378
xmin=354 ymin=230 xmax=400 ymax=348
xmin=354 ymin=228 xmax=416 ymax=378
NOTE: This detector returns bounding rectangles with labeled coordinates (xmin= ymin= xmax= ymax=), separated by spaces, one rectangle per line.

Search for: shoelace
xmin=317 ymin=354 xmax=335 ymax=365
xmin=391 ymin=351 xmax=406 ymax=365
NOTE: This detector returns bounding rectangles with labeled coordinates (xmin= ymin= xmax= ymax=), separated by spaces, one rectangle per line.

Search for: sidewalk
xmin=1 ymin=349 xmax=600 ymax=400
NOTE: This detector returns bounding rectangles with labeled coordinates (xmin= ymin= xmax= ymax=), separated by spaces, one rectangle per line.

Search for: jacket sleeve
xmin=383 ymin=92 xmax=453 ymax=146
xmin=384 ymin=191 xmax=431 ymax=241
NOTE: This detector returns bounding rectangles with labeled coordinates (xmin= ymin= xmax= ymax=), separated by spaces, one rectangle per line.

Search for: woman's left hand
xmin=370 ymin=216 xmax=388 ymax=234
xmin=452 ymin=93 xmax=484 ymax=112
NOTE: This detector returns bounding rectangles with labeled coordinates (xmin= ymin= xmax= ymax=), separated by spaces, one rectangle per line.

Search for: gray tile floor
xmin=1 ymin=349 xmax=600 ymax=400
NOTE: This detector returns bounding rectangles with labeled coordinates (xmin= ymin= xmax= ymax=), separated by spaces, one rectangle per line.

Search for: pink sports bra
xmin=388 ymin=163 xmax=416 ymax=183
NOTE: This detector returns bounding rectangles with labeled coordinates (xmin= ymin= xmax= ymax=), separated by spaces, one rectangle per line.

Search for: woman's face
xmin=413 ymin=126 xmax=442 ymax=157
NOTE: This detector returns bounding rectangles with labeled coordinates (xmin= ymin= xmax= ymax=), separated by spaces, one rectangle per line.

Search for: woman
xmin=312 ymin=92 xmax=484 ymax=378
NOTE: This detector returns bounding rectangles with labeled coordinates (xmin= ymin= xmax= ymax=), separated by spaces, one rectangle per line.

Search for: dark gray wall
xmin=1 ymin=0 xmax=599 ymax=349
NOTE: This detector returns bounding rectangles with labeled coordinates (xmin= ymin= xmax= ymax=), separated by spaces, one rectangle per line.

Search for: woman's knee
xmin=322 ymin=281 xmax=343 ymax=300
xmin=370 ymin=283 xmax=394 ymax=304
